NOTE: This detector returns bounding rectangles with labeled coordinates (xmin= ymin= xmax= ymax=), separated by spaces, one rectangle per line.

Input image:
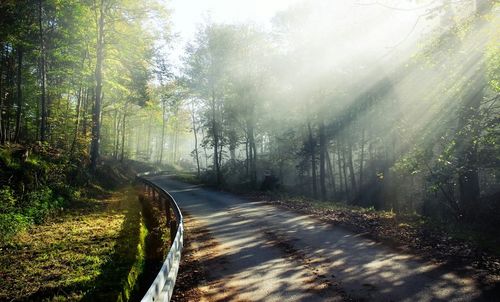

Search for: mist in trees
xmin=179 ymin=0 xmax=499 ymax=226
xmin=1 ymin=0 xmax=499 ymax=227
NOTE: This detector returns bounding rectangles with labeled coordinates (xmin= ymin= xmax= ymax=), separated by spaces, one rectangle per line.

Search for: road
xmin=148 ymin=175 xmax=486 ymax=302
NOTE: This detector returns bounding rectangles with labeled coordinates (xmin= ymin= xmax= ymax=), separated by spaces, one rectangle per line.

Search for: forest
xmin=0 ymin=0 xmax=499 ymax=301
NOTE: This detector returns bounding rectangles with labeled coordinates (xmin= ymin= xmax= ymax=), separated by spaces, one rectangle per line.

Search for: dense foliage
xmin=179 ymin=1 xmax=500 ymax=229
xmin=0 ymin=0 xmax=177 ymax=235
xmin=1 ymin=0 xmax=499 ymax=246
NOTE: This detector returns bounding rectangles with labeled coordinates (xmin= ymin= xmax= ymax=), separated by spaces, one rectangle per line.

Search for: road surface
xmin=148 ymin=175 xmax=487 ymax=302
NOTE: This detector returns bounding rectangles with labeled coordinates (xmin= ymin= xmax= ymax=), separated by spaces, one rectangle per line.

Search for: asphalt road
xmin=149 ymin=175 xmax=486 ymax=302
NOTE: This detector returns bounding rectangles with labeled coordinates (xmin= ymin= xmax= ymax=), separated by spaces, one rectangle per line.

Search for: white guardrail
xmin=137 ymin=172 xmax=183 ymax=302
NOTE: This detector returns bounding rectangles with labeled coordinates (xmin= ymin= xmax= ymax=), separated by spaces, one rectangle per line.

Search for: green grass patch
xmin=0 ymin=186 xmax=146 ymax=301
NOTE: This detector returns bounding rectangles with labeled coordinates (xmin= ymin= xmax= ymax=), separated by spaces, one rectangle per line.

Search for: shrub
xmin=0 ymin=212 xmax=30 ymax=241
xmin=0 ymin=186 xmax=17 ymax=213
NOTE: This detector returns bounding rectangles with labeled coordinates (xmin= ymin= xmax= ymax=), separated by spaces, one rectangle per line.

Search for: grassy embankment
xmin=0 ymin=145 xmax=161 ymax=301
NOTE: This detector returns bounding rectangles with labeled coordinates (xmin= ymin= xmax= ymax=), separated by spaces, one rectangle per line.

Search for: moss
xmin=119 ymin=218 xmax=148 ymax=302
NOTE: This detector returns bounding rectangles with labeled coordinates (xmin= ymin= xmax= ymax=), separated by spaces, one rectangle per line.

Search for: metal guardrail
xmin=137 ymin=171 xmax=183 ymax=302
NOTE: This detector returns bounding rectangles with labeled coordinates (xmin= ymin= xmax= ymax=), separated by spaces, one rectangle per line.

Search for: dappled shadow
xmin=148 ymin=176 xmax=493 ymax=301
xmin=0 ymin=189 xmax=141 ymax=302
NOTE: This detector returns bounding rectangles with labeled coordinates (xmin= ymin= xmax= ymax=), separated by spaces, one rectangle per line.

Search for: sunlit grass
xmin=0 ymin=187 xmax=145 ymax=301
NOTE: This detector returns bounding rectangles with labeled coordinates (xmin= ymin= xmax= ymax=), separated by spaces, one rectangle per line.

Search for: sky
xmin=166 ymin=0 xmax=300 ymax=68
xmin=164 ymin=0 xmax=437 ymax=72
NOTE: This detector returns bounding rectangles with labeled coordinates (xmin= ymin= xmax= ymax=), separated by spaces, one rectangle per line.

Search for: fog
xmin=130 ymin=0 xmax=498 ymax=218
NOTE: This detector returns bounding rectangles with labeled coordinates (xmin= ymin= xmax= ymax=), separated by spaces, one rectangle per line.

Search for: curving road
xmin=148 ymin=175 xmax=487 ymax=302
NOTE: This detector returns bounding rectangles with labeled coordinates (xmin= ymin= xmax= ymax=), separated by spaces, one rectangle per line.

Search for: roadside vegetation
xmin=0 ymin=187 xmax=146 ymax=301
xmin=0 ymin=144 xmax=160 ymax=301
xmin=1 ymin=0 xmax=499 ymax=299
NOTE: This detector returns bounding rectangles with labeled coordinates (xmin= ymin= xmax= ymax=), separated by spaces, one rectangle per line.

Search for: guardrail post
xmin=166 ymin=206 xmax=171 ymax=225
xmin=170 ymin=220 xmax=176 ymax=244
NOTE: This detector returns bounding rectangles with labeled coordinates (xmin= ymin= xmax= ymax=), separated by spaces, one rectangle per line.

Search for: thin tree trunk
xmin=245 ymin=138 xmax=249 ymax=177
xmin=190 ymin=104 xmax=200 ymax=177
xmin=38 ymin=0 xmax=47 ymax=142
xmin=146 ymin=111 xmax=152 ymax=161
xmin=173 ymin=120 xmax=179 ymax=164
xmin=120 ymin=111 xmax=126 ymax=162
xmin=4 ymin=54 xmax=14 ymax=142
xmin=308 ymin=122 xmax=317 ymax=199
xmin=348 ymin=139 xmax=357 ymax=194
xmin=319 ymin=121 xmax=327 ymax=200
xmin=114 ymin=110 xmax=120 ymax=159
xmin=248 ymin=121 xmax=257 ymax=187
xmin=14 ymin=47 xmax=22 ymax=142
xmin=336 ymin=143 xmax=343 ymax=196
xmin=0 ymin=43 xmax=5 ymax=145
xmin=159 ymin=101 xmax=167 ymax=164
xmin=90 ymin=0 xmax=104 ymax=170
xmin=211 ymin=94 xmax=221 ymax=185
xmin=359 ymin=127 xmax=365 ymax=186
xmin=341 ymin=141 xmax=349 ymax=200
xmin=135 ymin=124 xmax=141 ymax=159
xmin=0 ymin=43 xmax=4 ymax=144
xmin=70 ymin=86 xmax=83 ymax=154
xmin=326 ymin=148 xmax=336 ymax=197
xmin=201 ymin=127 xmax=208 ymax=169
xmin=81 ymin=88 xmax=90 ymax=138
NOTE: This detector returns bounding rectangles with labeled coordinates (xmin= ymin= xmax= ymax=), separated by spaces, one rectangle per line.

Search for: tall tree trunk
xmin=211 ymin=94 xmax=221 ymax=185
xmin=135 ymin=124 xmax=141 ymax=160
xmin=70 ymin=86 xmax=83 ymax=154
xmin=159 ymin=102 xmax=167 ymax=164
xmin=90 ymin=0 xmax=104 ymax=170
xmin=347 ymin=138 xmax=357 ymax=195
xmin=341 ymin=141 xmax=349 ymax=200
xmin=201 ymin=127 xmax=208 ymax=169
xmin=0 ymin=44 xmax=4 ymax=144
xmin=38 ymin=0 xmax=47 ymax=142
xmin=120 ymin=111 xmax=126 ymax=162
xmin=4 ymin=54 xmax=14 ymax=142
xmin=319 ymin=121 xmax=327 ymax=200
xmin=248 ymin=121 xmax=257 ymax=187
xmin=113 ymin=110 xmax=120 ymax=159
xmin=359 ymin=127 xmax=365 ymax=186
xmin=81 ymin=88 xmax=90 ymax=137
xmin=308 ymin=122 xmax=317 ymax=199
xmin=245 ymin=139 xmax=249 ymax=177
xmin=336 ymin=143 xmax=343 ymax=196
xmin=173 ymin=120 xmax=179 ymax=164
xmin=190 ymin=104 xmax=200 ymax=177
xmin=14 ymin=47 xmax=22 ymax=142
xmin=326 ymin=148 xmax=336 ymax=197
xmin=146 ymin=111 xmax=152 ymax=161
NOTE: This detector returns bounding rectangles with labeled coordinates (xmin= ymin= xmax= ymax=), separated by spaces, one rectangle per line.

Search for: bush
xmin=0 ymin=186 xmax=17 ymax=213
xmin=24 ymin=188 xmax=64 ymax=224
xmin=0 ymin=212 xmax=30 ymax=241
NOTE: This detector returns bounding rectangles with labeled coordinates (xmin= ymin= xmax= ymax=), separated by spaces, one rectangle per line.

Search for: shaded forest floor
xmin=243 ymin=192 xmax=500 ymax=291
xmin=0 ymin=186 xmax=145 ymax=301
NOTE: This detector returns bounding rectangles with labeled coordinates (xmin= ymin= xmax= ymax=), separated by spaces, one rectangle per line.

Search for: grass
xmin=0 ymin=186 xmax=146 ymax=301
xmin=172 ymin=172 xmax=203 ymax=185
